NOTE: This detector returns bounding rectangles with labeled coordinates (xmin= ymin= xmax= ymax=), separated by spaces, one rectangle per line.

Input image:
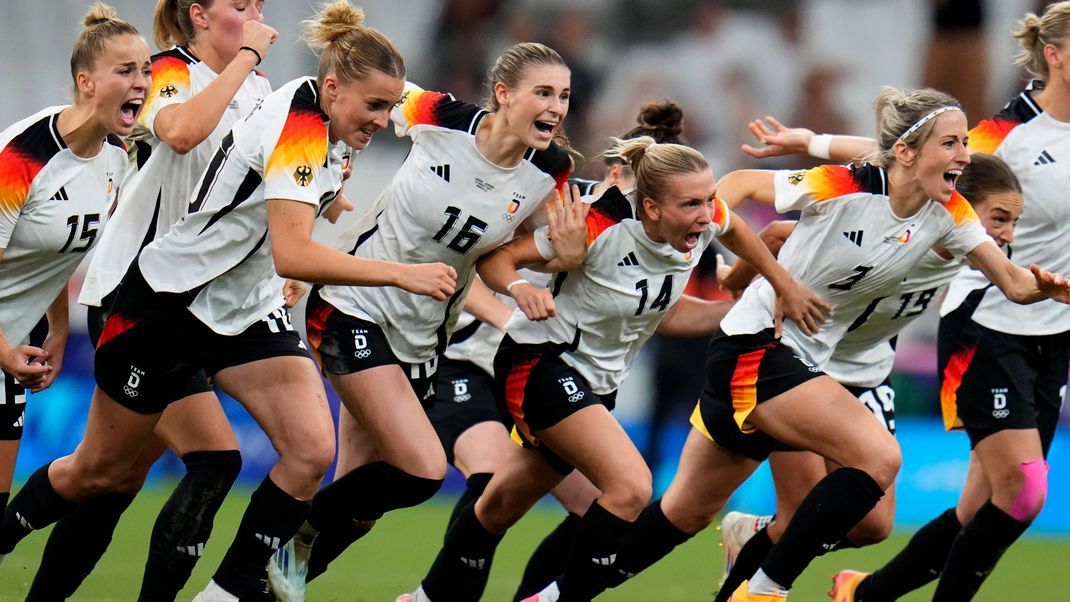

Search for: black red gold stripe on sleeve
xmin=400 ymin=89 xmax=452 ymax=127
xmin=801 ymin=165 xmax=864 ymax=202
xmin=265 ymin=108 xmax=328 ymax=184
xmin=942 ymin=191 xmax=978 ymax=225
xmin=0 ymin=132 xmax=52 ymax=216
xmin=141 ymin=55 xmax=191 ymax=126
xmin=584 ymin=204 xmax=622 ymax=246
xmin=940 ymin=344 xmax=977 ymax=430
xmin=967 ymin=119 xmax=1017 ymax=155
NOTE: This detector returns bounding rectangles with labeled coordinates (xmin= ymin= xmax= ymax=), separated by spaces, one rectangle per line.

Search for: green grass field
xmin=1 ymin=486 xmax=1067 ymax=601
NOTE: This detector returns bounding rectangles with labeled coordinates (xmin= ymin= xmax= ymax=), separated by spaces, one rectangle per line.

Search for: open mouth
xmin=533 ymin=120 xmax=556 ymax=135
xmin=684 ymin=232 xmax=702 ymax=248
xmin=943 ymin=168 xmax=962 ymax=191
xmin=120 ymin=98 xmax=144 ymax=125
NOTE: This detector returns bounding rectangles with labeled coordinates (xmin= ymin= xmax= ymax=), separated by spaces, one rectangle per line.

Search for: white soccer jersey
xmin=720 ymin=164 xmax=989 ymax=369
xmin=825 ymin=249 xmax=961 ymax=387
xmin=506 ymin=187 xmax=731 ymax=395
xmin=0 ymin=106 xmax=126 ymax=346
xmin=318 ymin=82 xmax=571 ymax=364
xmin=80 ymin=46 xmax=270 ymax=307
xmin=940 ymin=84 xmax=1070 ymax=335
xmin=138 ymin=77 xmax=350 ymax=335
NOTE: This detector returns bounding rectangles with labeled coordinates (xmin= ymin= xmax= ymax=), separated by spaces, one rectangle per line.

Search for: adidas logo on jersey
xmin=617 ymin=251 xmax=639 ymax=267
xmin=430 ymin=164 xmax=451 ymax=182
xmin=255 ymin=533 xmax=281 ymax=549
xmin=1034 ymin=150 xmax=1055 ymax=166
xmin=50 ymin=186 xmax=69 ymax=201
xmin=843 ymin=230 xmax=864 ymax=246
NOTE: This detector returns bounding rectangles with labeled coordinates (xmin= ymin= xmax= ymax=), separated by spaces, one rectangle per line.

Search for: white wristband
xmin=807 ymin=134 xmax=833 ymax=160
xmin=506 ymin=278 xmax=530 ymax=293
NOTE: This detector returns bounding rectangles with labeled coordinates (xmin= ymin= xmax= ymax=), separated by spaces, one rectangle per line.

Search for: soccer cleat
xmin=729 ymin=580 xmax=787 ymax=601
xmin=396 ymin=585 xmax=433 ymax=602
xmin=268 ymin=536 xmax=308 ymax=602
xmin=519 ymin=580 xmax=560 ymax=602
xmin=191 ymin=580 xmax=240 ymax=602
xmin=828 ymin=570 xmax=868 ymax=602
xmin=719 ymin=512 xmax=772 ymax=585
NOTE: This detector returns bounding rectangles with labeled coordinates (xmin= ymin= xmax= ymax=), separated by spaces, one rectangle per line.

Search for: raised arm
xmin=741 ymin=116 xmax=874 ymax=164
xmin=153 ymin=22 xmax=277 ymax=154
xmin=266 ymin=199 xmax=456 ymax=300
xmin=967 ymin=241 xmax=1070 ymax=304
xmin=714 ymin=170 xmax=777 ymax=209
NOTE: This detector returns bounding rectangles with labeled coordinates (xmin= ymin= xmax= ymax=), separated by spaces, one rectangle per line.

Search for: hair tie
xmin=897 ymin=106 xmax=961 ymax=142
xmin=239 ymin=46 xmax=263 ymax=66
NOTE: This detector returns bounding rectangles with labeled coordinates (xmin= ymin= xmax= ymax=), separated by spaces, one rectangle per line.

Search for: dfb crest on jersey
xmin=294 ymin=165 xmax=314 ymax=187
xmin=159 ymin=84 xmax=178 ymax=98
xmin=787 ymin=171 xmax=806 ymax=186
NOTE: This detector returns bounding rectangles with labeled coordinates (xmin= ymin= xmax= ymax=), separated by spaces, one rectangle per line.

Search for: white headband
xmin=897 ymin=106 xmax=962 ymax=142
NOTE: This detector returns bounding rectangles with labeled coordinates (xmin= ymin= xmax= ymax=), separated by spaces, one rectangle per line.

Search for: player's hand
xmin=773 ymin=282 xmax=831 ymax=338
xmin=546 ymin=184 xmax=590 ymax=269
xmin=509 ymin=282 xmax=556 ymax=321
xmin=398 ymin=263 xmax=457 ymax=301
xmin=741 ymin=116 xmax=814 ymax=159
xmin=1 ymin=345 xmax=52 ymax=391
xmin=240 ymin=21 xmax=279 ymax=64
xmin=323 ymin=193 xmax=354 ymax=224
xmin=1031 ymin=264 xmax=1070 ymax=304
xmin=283 ymin=279 xmax=309 ymax=308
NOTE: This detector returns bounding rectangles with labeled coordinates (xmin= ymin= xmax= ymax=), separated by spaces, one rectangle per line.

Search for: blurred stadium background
xmin=1 ymin=0 xmax=1068 ymax=599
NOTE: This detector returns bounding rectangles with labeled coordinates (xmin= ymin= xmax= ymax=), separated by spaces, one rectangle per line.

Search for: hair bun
xmin=302 ymin=0 xmax=366 ymax=50
xmin=637 ymin=101 xmax=684 ymax=138
xmin=83 ymin=2 xmax=119 ymax=28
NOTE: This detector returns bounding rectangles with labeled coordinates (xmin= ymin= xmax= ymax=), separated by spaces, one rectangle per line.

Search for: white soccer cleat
xmin=395 ymin=585 xmax=433 ymax=602
xmin=191 ymin=580 xmax=240 ymax=602
xmin=719 ymin=512 xmax=773 ymax=585
xmin=519 ymin=580 xmax=560 ymax=602
xmin=268 ymin=536 xmax=308 ymax=602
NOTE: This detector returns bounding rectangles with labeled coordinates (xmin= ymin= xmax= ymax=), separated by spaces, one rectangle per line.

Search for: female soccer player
xmin=0 ymin=2 xmax=455 ymax=601
xmin=712 ymin=153 xmax=1023 ymax=602
xmin=402 ymin=136 xmax=827 ymax=602
xmin=0 ymin=0 xmax=144 ymax=567
xmin=598 ymin=86 xmax=1069 ymax=602
xmin=825 ymin=4 xmax=1070 ymax=600
xmin=26 ymin=1 xmax=278 ymax=599
xmin=265 ymin=41 xmax=578 ymax=599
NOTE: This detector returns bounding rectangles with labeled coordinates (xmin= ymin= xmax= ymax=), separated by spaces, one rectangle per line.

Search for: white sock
xmin=198 ymin=580 xmax=239 ymax=602
xmin=748 ymin=568 xmax=788 ymax=596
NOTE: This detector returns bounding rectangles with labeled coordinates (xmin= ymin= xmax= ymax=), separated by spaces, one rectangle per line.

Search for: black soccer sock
xmin=0 ymin=492 xmax=8 ymax=524
xmin=0 ymin=462 xmax=77 ymax=554
xmin=211 ymin=476 xmax=309 ymax=597
xmin=26 ymin=491 xmax=136 ymax=601
xmin=760 ymin=467 xmax=884 ymax=589
xmin=421 ymin=499 xmax=504 ymax=602
xmin=714 ymin=527 xmax=773 ymax=602
xmin=856 ymin=507 xmax=961 ymax=601
xmin=305 ymin=518 xmax=374 ymax=582
xmin=514 ymin=512 xmax=582 ymax=601
xmin=931 ymin=501 xmax=1028 ymax=601
xmin=138 ymin=450 xmax=242 ymax=601
xmin=305 ymin=461 xmax=442 ymax=580
xmin=447 ymin=472 xmax=493 ymax=535
xmin=556 ymin=501 xmax=634 ymax=602
xmin=608 ymin=499 xmax=692 ymax=590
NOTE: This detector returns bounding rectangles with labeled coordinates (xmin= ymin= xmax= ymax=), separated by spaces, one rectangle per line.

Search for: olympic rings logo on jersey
xmin=560 ymin=378 xmax=585 ymax=403
xmin=123 ymin=386 xmax=139 ymax=397
xmin=354 ymin=349 xmax=371 ymax=359
xmin=991 ymin=388 xmax=1009 ymax=418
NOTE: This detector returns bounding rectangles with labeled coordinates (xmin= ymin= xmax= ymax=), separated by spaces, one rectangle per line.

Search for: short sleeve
xmin=937 ymin=193 xmax=989 ymax=258
xmin=773 ymin=165 xmax=862 ymax=213
xmin=141 ymin=54 xmax=192 ymax=138
xmin=0 ymin=149 xmax=32 ymax=248
xmin=262 ymin=104 xmax=328 ymax=207
xmin=392 ymin=81 xmax=479 ymax=138
xmin=709 ymin=196 xmax=731 ymax=236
